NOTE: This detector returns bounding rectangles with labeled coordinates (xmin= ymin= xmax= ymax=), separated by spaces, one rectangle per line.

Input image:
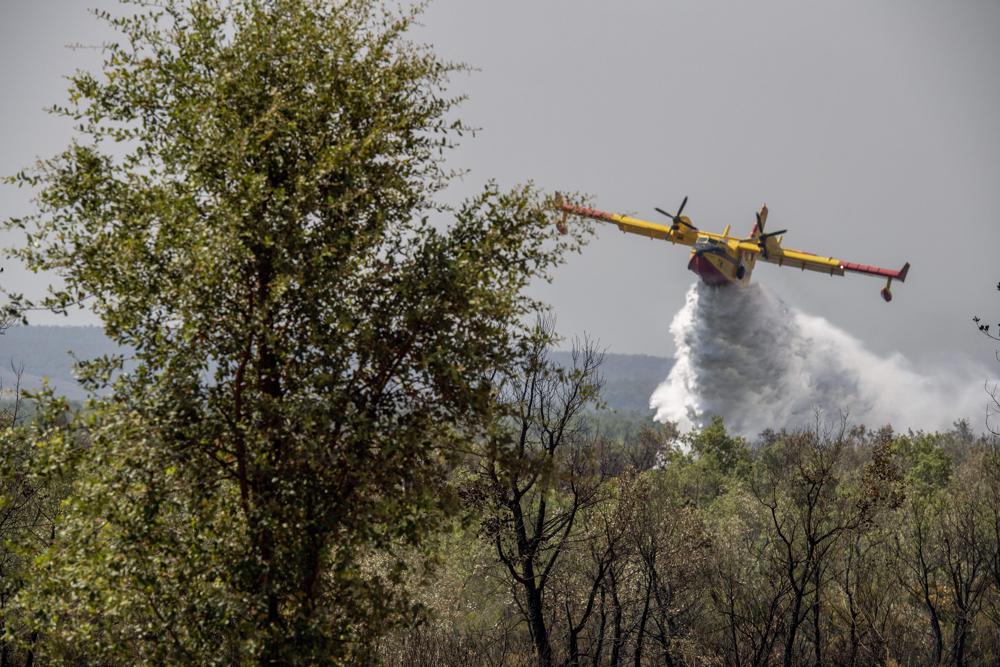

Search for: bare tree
xmin=751 ymin=430 xmax=878 ymax=667
xmin=895 ymin=495 xmax=948 ymax=665
xmin=477 ymin=319 xmax=604 ymax=667
xmin=556 ymin=507 xmax=621 ymax=667
xmin=973 ymin=281 xmax=1000 ymax=435
xmin=710 ymin=491 xmax=791 ymax=667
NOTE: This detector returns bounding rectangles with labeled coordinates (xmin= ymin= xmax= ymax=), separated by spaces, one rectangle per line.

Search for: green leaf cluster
xmin=2 ymin=0 xmax=590 ymax=662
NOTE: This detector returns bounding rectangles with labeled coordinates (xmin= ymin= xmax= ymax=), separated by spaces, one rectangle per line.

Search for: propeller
xmin=746 ymin=210 xmax=787 ymax=259
xmin=655 ymin=196 xmax=697 ymax=231
xmin=756 ymin=229 xmax=787 ymax=259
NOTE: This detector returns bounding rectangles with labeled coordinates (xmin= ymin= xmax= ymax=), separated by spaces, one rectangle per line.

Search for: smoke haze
xmin=651 ymin=282 xmax=990 ymax=436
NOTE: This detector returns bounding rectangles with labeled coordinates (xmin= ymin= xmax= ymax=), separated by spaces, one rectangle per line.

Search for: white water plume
xmin=650 ymin=282 xmax=990 ymax=436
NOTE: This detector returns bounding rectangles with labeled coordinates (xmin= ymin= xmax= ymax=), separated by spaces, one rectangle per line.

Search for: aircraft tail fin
xmin=750 ymin=205 xmax=768 ymax=238
xmin=898 ymin=261 xmax=910 ymax=283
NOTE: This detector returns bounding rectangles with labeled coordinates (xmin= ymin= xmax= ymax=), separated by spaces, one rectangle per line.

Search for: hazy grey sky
xmin=2 ymin=1 xmax=999 ymax=371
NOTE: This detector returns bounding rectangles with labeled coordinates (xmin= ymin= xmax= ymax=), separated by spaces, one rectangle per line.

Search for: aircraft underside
xmin=688 ymin=252 xmax=733 ymax=287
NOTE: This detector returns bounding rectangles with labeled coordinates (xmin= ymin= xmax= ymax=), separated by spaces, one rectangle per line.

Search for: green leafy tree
xmin=0 ymin=385 xmax=75 ymax=667
xmin=3 ymin=0 xmax=586 ymax=663
xmin=664 ymin=417 xmax=749 ymax=507
xmin=894 ymin=433 xmax=953 ymax=492
xmin=686 ymin=416 xmax=749 ymax=478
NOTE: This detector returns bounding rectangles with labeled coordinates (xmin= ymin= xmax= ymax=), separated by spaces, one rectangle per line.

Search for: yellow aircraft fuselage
xmin=556 ymin=198 xmax=910 ymax=301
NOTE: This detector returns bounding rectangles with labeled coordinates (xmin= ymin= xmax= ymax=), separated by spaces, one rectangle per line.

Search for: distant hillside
xmin=0 ymin=326 xmax=672 ymax=411
xmin=549 ymin=350 xmax=673 ymax=415
xmin=0 ymin=326 xmax=121 ymax=399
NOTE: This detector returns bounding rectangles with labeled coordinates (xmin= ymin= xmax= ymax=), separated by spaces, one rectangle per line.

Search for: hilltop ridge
xmin=0 ymin=326 xmax=673 ymax=410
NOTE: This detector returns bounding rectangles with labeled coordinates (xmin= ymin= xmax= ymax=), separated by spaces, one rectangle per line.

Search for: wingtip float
xmin=554 ymin=193 xmax=910 ymax=302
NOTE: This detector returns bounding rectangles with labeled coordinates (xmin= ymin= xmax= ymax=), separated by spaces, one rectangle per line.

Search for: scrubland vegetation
xmin=3 ymin=331 xmax=1000 ymax=666
xmin=1 ymin=0 xmax=998 ymax=664
xmin=378 ymin=345 xmax=1000 ymax=666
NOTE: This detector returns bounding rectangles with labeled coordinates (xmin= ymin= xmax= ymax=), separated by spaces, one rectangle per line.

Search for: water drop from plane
xmin=650 ymin=282 xmax=988 ymax=436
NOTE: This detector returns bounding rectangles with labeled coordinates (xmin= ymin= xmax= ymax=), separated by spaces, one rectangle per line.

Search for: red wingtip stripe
xmin=841 ymin=261 xmax=909 ymax=281
xmin=558 ymin=203 xmax=618 ymax=223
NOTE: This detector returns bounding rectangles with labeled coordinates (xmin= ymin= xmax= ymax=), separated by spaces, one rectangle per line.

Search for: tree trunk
xmin=527 ymin=586 xmax=553 ymax=667
xmin=812 ymin=566 xmax=822 ymax=666
xmin=24 ymin=630 xmax=38 ymax=667
xmin=634 ymin=580 xmax=652 ymax=667
xmin=783 ymin=586 xmax=805 ymax=667
xmin=568 ymin=627 xmax=581 ymax=667
xmin=953 ymin=615 xmax=968 ymax=667
xmin=924 ymin=588 xmax=944 ymax=664
xmin=609 ymin=570 xmax=623 ymax=667
xmin=592 ymin=587 xmax=607 ymax=667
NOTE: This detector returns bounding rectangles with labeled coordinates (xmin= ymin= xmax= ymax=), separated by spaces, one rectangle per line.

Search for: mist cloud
xmin=651 ymin=282 xmax=990 ymax=436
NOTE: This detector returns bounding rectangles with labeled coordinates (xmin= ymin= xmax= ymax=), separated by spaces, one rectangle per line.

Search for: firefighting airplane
xmin=555 ymin=194 xmax=910 ymax=301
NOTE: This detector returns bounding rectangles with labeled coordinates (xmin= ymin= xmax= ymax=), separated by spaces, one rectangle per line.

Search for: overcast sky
xmin=2 ymin=1 xmax=999 ymax=371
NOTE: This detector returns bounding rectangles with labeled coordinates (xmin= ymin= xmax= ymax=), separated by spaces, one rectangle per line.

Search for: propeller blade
xmin=654 ymin=197 xmax=696 ymax=230
xmin=760 ymin=229 xmax=787 ymax=239
xmin=755 ymin=211 xmax=762 ymax=233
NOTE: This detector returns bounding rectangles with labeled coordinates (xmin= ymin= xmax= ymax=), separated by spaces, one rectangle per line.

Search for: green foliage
xmin=654 ymin=417 xmax=751 ymax=507
xmin=5 ymin=1 xmax=998 ymax=665
xmin=685 ymin=415 xmax=749 ymax=478
xmin=893 ymin=432 xmax=953 ymax=492
xmin=3 ymin=0 xmax=588 ymax=663
xmin=0 ymin=389 xmax=75 ymax=664
xmin=381 ymin=418 xmax=1000 ymax=667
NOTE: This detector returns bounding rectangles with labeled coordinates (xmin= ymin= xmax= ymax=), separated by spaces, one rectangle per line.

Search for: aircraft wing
xmin=738 ymin=239 xmax=910 ymax=283
xmin=738 ymin=241 xmax=845 ymax=275
xmin=557 ymin=202 xmax=684 ymax=243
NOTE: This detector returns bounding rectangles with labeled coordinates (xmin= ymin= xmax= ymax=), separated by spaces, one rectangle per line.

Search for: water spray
xmin=650 ymin=283 xmax=986 ymax=436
